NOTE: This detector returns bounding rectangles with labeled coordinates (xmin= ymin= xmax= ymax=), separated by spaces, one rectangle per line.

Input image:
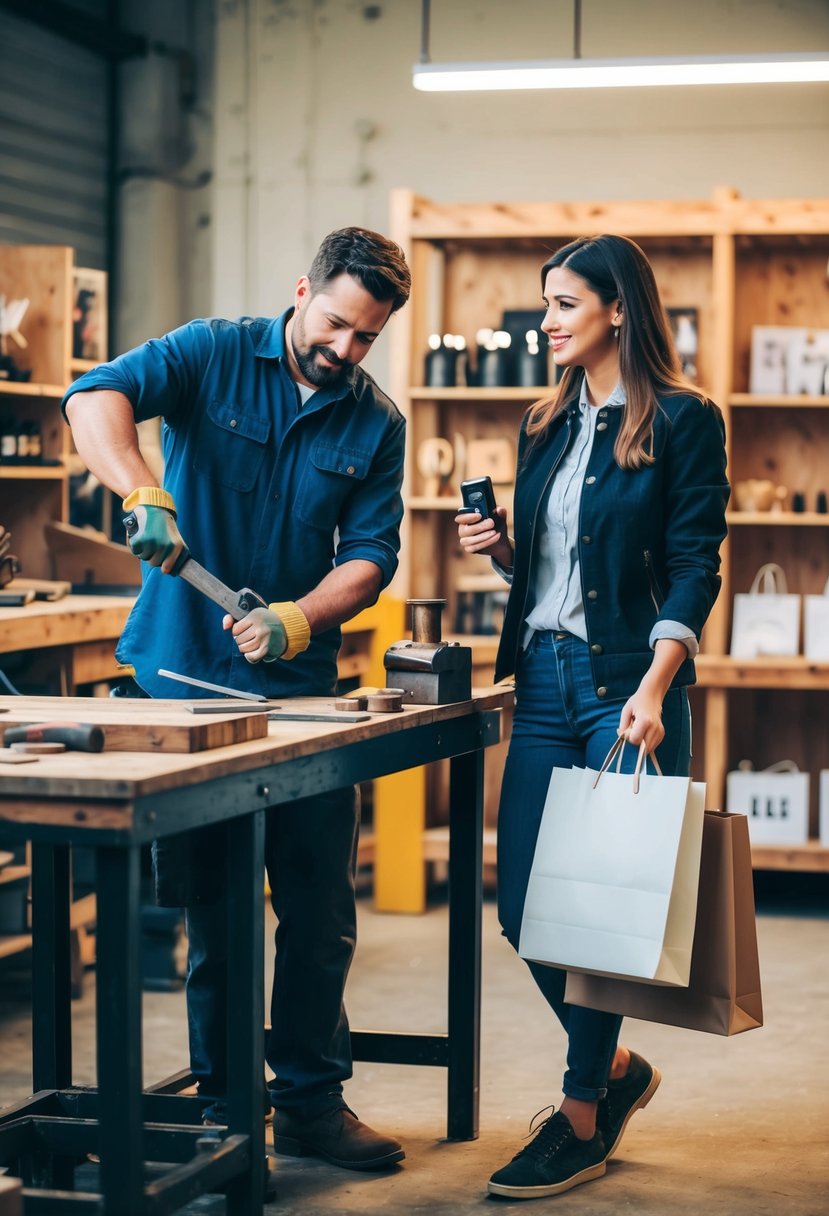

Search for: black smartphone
xmin=459 ymin=476 xmax=498 ymax=520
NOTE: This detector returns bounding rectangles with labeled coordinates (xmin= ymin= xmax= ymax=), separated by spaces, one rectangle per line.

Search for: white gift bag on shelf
xmin=518 ymin=738 xmax=706 ymax=987
xmin=819 ymin=772 xmax=829 ymax=848
xmin=730 ymin=563 xmax=801 ymax=659
xmin=726 ymin=760 xmax=810 ymax=846
xmin=804 ymin=577 xmax=829 ymax=661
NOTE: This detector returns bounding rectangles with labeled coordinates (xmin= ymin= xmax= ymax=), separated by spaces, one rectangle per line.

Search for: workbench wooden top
xmin=0 ymin=689 xmax=514 ymax=804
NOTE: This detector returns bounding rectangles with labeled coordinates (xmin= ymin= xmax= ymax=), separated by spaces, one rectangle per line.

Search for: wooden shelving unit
xmin=389 ymin=186 xmax=829 ymax=874
xmin=0 ymin=245 xmax=82 ymax=579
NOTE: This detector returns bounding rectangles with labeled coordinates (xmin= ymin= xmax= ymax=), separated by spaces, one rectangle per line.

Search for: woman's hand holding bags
xmin=518 ymin=737 xmax=706 ymax=987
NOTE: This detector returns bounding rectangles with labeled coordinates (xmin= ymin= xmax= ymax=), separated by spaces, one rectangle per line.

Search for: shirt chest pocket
xmin=192 ymin=401 xmax=271 ymax=493
xmin=295 ymin=442 xmax=371 ymax=532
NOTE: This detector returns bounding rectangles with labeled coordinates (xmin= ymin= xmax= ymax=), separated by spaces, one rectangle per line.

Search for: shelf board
xmin=0 ymin=380 xmax=65 ymax=400
xmin=0 ymin=933 xmax=32 ymax=960
xmin=695 ymin=655 xmax=829 ymax=689
xmin=0 ymin=865 xmax=30 ymax=888
xmin=408 ymin=386 xmax=544 ymax=401
xmin=70 ymin=358 xmax=99 ymax=375
xmin=727 ymin=511 xmax=828 ymax=526
xmin=750 ymin=840 xmax=829 ymax=873
xmin=729 ymin=393 xmax=829 ymax=409
xmin=0 ymin=464 xmax=66 ymax=481
xmin=409 ymin=496 xmax=465 ymax=511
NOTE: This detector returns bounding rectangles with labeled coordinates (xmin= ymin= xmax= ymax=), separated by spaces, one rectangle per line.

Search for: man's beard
xmin=292 ymin=316 xmax=350 ymax=388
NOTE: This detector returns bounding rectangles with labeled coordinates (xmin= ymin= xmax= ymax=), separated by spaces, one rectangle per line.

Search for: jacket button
xmin=587 ymin=589 xmax=598 ymax=600
xmin=581 ymin=535 xmax=591 ymax=544
xmin=590 ymin=643 xmax=603 ymax=654
xmin=346 ymin=465 xmax=356 ymax=475
xmin=597 ymin=686 xmax=608 ymax=698
xmin=585 ymin=475 xmax=596 ymax=485
xmin=230 ymin=419 xmax=238 ymax=428
xmin=596 ymin=422 xmax=608 ymax=431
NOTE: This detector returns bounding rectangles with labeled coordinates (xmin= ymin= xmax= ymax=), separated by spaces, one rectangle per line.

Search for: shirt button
xmin=273 ymin=492 xmax=280 ymax=501
xmin=590 ymin=643 xmax=603 ymax=655
xmin=230 ymin=419 xmax=237 ymax=428
xmin=581 ymin=535 xmax=591 ymax=544
xmin=586 ymin=476 xmax=596 ymax=485
xmin=587 ymin=589 xmax=598 ymax=600
xmin=597 ymin=686 xmax=608 ymax=698
xmin=346 ymin=465 xmax=356 ymax=475
xmin=596 ymin=422 xmax=608 ymax=431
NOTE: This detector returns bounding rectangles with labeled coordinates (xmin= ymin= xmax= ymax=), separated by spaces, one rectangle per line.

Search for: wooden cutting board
xmin=0 ymin=697 xmax=268 ymax=753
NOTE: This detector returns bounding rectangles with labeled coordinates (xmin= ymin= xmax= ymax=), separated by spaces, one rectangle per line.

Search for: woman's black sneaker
xmin=487 ymin=1109 xmax=606 ymax=1199
xmin=597 ymin=1051 xmax=661 ymax=1159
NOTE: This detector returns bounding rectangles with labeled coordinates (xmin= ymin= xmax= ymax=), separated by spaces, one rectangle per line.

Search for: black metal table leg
xmin=31 ymin=843 xmax=72 ymax=1093
xmin=95 ymin=844 xmax=145 ymax=1214
xmin=446 ymin=745 xmax=483 ymax=1141
xmin=224 ymin=808 xmax=265 ymax=1214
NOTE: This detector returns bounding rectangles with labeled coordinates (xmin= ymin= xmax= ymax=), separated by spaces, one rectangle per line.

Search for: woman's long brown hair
xmin=526 ymin=235 xmax=705 ymax=469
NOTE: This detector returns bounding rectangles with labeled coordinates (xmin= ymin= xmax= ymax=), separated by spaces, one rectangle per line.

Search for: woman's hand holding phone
xmin=455 ymin=504 xmax=513 ymax=567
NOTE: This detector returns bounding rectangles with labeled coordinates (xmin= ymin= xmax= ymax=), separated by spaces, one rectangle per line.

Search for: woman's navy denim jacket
xmin=494 ymin=391 xmax=730 ymax=700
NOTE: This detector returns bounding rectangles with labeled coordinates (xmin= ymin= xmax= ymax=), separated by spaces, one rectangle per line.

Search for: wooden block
xmin=0 ymin=703 xmax=268 ymax=753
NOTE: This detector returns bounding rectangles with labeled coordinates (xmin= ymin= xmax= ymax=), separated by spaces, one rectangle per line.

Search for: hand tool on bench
xmin=4 ymin=722 xmax=105 ymax=752
xmin=158 ymin=668 xmax=270 ymax=703
xmin=123 ymin=514 xmax=268 ymax=621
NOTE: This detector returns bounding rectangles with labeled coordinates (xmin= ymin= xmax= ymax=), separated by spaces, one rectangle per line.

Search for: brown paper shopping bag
xmin=565 ymin=811 xmax=763 ymax=1035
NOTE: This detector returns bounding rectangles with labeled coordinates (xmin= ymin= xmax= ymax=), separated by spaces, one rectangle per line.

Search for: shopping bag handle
xmin=593 ymin=734 xmax=663 ymax=793
xmin=749 ymin=562 xmax=788 ymax=596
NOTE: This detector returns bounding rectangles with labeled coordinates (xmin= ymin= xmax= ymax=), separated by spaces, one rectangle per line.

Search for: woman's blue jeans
xmin=497 ymin=630 xmax=691 ymax=1102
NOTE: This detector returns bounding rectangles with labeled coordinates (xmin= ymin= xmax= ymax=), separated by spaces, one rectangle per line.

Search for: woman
xmin=456 ymin=235 xmax=729 ymax=1200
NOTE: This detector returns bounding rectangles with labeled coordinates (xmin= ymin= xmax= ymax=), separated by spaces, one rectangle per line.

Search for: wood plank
xmin=0 ymin=700 xmax=269 ymax=753
xmin=696 ymin=655 xmax=829 ymax=688
xmin=0 ymin=595 xmax=133 ymax=654
xmin=751 ymin=841 xmax=829 ymax=872
xmin=0 ymin=933 xmax=32 ymax=960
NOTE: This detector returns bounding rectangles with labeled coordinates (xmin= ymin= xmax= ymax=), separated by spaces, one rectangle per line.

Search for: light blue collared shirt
xmin=496 ymin=380 xmax=698 ymax=659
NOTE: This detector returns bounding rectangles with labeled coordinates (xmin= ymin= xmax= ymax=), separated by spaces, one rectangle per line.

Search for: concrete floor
xmin=1 ymin=878 xmax=828 ymax=1214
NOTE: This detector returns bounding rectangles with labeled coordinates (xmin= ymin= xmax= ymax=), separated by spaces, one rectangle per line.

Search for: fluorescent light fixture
xmin=412 ymin=52 xmax=829 ymax=92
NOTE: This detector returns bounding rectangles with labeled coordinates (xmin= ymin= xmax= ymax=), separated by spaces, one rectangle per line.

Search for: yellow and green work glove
xmin=228 ymin=602 xmax=311 ymax=665
xmin=122 ymin=487 xmax=187 ymax=574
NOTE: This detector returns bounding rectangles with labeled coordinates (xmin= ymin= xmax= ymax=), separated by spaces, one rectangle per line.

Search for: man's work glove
xmin=122 ymin=487 xmax=187 ymax=574
xmin=225 ymin=601 xmax=311 ymax=665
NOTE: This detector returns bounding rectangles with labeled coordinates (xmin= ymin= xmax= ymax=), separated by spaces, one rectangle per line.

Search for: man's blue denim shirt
xmin=61 ymin=311 xmax=406 ymax=699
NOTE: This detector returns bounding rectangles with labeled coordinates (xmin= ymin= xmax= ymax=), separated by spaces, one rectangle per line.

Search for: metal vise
xmin=384 ymin=599 xmax=472 ymax=705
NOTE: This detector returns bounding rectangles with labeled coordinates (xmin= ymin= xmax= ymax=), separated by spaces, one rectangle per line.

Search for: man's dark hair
xmin=308 ymin=227 xmax=411 ymax=314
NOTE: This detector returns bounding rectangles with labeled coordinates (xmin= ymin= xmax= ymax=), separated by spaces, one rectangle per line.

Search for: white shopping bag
xmin=730 ymin=563 xmax=800 ymax=658
xmin=518 ymin=739 xmax=706 ymax=987
xmin=804 ymin=576 xmax=829 ymax=661
xmin=726 ymin=760 xmax=809 ymax=846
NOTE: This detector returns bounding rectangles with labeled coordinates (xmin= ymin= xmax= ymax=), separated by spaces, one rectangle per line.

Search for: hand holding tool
xmin=122 ymin=490 xmax=187 ymax=574
xmin=227 ymin=605 xmax=288 ymax=664
xmin=4 ymin=721 xmax=105 ymax=752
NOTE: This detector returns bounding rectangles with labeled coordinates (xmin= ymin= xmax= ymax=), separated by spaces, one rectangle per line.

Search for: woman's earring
xmin=613 ymin=324 xmax=621 ymax=340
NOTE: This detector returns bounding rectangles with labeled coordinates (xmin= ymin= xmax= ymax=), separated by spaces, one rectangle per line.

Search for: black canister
xmin=516 ymin=332 xmax=548 ymax=387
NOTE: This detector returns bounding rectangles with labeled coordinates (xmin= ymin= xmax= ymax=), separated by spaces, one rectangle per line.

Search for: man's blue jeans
xmin=496 ymin=630 xmax=691 ymax=1102
xmin=186 ymin=786 xmax=359 ymax=1122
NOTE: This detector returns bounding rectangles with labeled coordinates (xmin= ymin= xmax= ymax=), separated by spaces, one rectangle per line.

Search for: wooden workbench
xmin=0 ymin=690 xmax=509 ymax=1215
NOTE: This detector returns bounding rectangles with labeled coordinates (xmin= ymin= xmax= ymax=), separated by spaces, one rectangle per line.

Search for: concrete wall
xmin=208 ymin=0 xmax=829 ymax=386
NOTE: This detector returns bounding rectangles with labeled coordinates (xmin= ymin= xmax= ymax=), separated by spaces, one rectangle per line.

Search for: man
xmin=63 ymin=227 xmax=411 ymax=1170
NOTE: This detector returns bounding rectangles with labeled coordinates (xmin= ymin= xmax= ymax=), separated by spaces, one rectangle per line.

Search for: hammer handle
xmin=4 ymin=722 xmax=105 ymax=753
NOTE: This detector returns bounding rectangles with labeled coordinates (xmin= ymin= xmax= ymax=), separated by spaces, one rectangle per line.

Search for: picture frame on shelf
xmin=72 ymin=268 xmax=108 ymax=363
xmin=749 ymin=326 xmax=793 ymax=395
